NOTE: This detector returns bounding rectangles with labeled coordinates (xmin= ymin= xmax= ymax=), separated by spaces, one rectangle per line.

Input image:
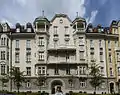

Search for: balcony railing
xmin=48 ymin=45 xmax=76 ymax=51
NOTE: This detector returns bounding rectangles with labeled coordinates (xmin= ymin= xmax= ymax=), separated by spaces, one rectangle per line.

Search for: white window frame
xmin=1 ymin=64 xmax=5 ymax=75
xmin=16 ymin=40 xmax=19 ymax=48
xmin=80 ymin=80 xmax=86 ymax=88
xmin=26 ymin=40 xmax=30 ymax=48
xmin=26 ymin=67 xmax=31 ymax=76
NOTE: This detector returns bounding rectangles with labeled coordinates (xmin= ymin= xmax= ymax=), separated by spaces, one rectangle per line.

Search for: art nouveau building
xmin=0 ymin=14 xmax=120 ymax=94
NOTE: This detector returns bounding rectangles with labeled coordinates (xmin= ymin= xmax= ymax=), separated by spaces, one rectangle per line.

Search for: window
xmin=110 ymin=68 xmax=113 ymax=76
xmin=80 ymin=80 xmax=86 ymax=88
xmin=100 ymin=52 xmax=103 ymax=62
xmin=65 ymin=26 xmax=69 ymax=34
xmin=99 ymin=40 xmax=102 ymax=47
xmin=38 ymin=37 xmax=44 ymax=46
xmin=16 ymin=28 xmax=20 ymax=32
xmin=79 ymin=66 xmax=86 ymax=75
xmin=66 ymin=67 xmax=70 ymax=75
xmin=26 ymin=40 xmax=30 ymax=48
xmin=100 ymin=67 xmax=104 ymax=74
xmin=66 ymin=53 xmax=69 ymax=62
xmin=38 ymin=52 xmax=44 ymax=61
xmin=79 ymin=37 xmax=84 ymax=45
xmin=27 ymin=28 xmax=31 ymax=32
xmin=118 ymin=67 xmax=120 ymax=76
xmin=38 ymin=66 xmax=45 ymax=75
xmin=115 ymin=41 xmax=118 ymax=47
xmin=26 ymin=67 xmax=31 ymax=76
xmin=90 ymin=52 xmax=94 ymax=61
xmin=15 ymin=52 xmax=19 ymax=63
xmin=117 ymin=53 xmax=120 ymax=61
xmin=1 ymin=51 xmax=5 ymax=60
xmin=90 ymin=40 xmax=93 ymax=47
xmin=16 ymin=40 xmax=19 ymax=48
xmin=109 ymin=52 xmax=112 ymax=63
xmin=1 ymin=38 xmax=3 ymax=45
xmin=54 ymin=26 xmax=58 ymax=34
xmin=80 ymin=51 xmax=84 ymax=60
xmin=54 ymin=67 xmax=59 ymax=75
xmin=1 ymin=38 xmax=6 ymax=46
xmin=26 ymin=80 xmax=31 ymax=88
xmin=1 ymin=64 xmax=5 ymax=75
xmin=26 ymin=52 xmax=31 ymax=62
xmin=108 ymin=41 xmax=110 ymax=47
xmin=83 ymin=67 xmax=86 ymax=74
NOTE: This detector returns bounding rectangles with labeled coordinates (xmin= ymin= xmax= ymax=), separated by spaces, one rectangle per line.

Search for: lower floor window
xmin=80 ymin=80 xmax=86 ymax=88
xmin=26 ymin=80 xmax=31 ymax=88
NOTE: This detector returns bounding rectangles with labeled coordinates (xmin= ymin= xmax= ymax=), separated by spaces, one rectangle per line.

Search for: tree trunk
xmin=17 ymin=87 xmax=19 ymax=94
xmin=94 ymin=86 xmax=96 ymax=95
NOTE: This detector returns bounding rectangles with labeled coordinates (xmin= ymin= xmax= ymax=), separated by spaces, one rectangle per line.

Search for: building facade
xmin=0 ymin=14 xmax=120 ymax=94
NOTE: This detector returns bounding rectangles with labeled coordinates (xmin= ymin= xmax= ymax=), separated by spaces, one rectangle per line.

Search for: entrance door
xmin=51 ymin=80 xmax=63 ymax=94
xmin=110 ymin=83 xmax=114 ymax=94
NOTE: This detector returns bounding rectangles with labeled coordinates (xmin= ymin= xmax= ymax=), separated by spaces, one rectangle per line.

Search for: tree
xmin=0 ymin=74 xmax=9 ymax=91
xmin=10 ymin=67 xmax=25 ymax=94
xmin=89 ymin=60 xmax=104 ymax=94
xmin=34 ymin=72 xmax=46 ymax=93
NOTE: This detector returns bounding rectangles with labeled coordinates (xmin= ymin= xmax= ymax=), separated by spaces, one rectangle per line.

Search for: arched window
xmin=77 ymin=23 xmax=84 ymax=28
xmin=1 ymin=64 xmax=6 ymax=75
xmin=1 ymin=38 xmax=3 ymax=45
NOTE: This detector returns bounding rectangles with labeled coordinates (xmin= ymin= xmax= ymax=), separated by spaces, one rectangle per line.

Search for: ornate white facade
xmin=0 ymin=14 xmax=120 ymax=94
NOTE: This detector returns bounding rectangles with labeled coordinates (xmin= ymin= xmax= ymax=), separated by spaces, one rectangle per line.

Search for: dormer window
xmin=27 ymin=28 xmax=31 ymax=32
xmin=3 ymin=24 xmax=7 ymax=32
xmin=77 ymin=23 xmax=84 ymax=29
xmin=16 ymin=28 xmax=20 ymax=32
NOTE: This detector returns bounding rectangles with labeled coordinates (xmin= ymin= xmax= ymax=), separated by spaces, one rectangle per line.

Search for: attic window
xmin=60 ymin=19 xmax=63 ymax=24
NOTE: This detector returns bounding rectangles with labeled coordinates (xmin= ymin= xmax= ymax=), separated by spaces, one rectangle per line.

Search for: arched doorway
xmin=110 ymin=82 xmax=114 ymax=94
xmin=51 ymin=80 xmax=63 ymax=94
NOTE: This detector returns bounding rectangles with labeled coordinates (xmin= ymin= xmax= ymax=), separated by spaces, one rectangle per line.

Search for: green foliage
xmin=0 ymin=74 xmax=9 ymax=91
xmin=34 ymin=73 xmax=46 ymax=91
xmin=89 ymin=61 xmax=104 ymax=93
xmin=9 ymin=67 xmax=25 ymax=93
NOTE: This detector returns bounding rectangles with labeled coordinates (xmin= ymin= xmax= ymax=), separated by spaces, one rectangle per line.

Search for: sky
xmin=0 ymin=0 xmax=120 ymax=27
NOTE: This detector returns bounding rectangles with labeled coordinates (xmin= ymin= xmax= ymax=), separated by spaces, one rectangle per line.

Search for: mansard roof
xmin=34 ymin=16 xmax=50 ymax=25
xmin=51 ymin=14 xmax=72 ymax=22
xmin=72 ymin=17 xmax=86 ymax=24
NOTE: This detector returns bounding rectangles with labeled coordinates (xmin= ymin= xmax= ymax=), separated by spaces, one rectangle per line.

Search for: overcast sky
xmin=0 ymin=0 xmax=120 ymax=27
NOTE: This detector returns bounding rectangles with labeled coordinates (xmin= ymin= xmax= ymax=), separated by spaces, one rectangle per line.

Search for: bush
xmin=79 ymin=91 xmax=82 ymax=93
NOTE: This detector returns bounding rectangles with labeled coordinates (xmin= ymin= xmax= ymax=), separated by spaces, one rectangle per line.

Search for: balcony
xmin=48 ymin=60 xmax=76 ymax=64
xmin=26 ymin=48 xmax=31 ymax=50
xmin=48 ymin=45 xmax=76 ymax=51
xmin=15 ymin=48 xmax=20 ymax=51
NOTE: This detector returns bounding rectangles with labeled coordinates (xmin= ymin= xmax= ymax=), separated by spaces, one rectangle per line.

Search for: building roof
xmin=72 ymin=17 xmax=86 ymax=24
xmin=34 ymin=16 xmax=50 ymax=25
xmin=51 ymin=14 xmax=72 ymax=22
